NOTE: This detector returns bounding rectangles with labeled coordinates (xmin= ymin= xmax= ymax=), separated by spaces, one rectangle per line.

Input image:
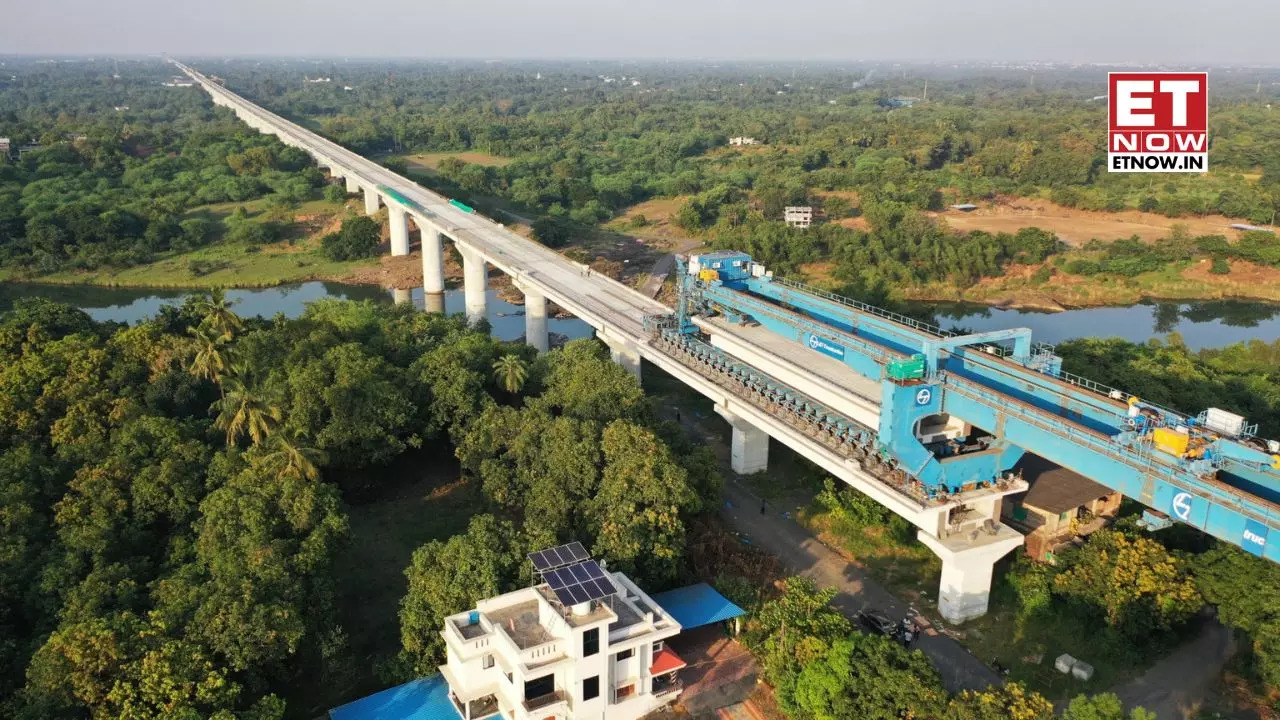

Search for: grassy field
xmin=0 ymin=196 xmax=382 ymax=289
xmin=397 ymin=151 xmax=513 ymax=173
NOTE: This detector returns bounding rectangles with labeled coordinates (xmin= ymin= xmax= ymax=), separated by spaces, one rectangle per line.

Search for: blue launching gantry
xmin=666 ymin=250 xmax=1280 ymax=562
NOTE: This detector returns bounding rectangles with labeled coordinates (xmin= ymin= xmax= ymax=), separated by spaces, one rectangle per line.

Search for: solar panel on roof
xmin=547 ymin=560 xmax=616 ymax=606
xmin=529 ymin=542 xmax=590 ymax=573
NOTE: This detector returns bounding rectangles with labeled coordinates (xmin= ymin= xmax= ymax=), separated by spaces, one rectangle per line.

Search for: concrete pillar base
xmin=424 ymin=292 xmax=445 ymax=314
xmin=389 ymin=205 xmax=409 ymax=256
xmin=715 ymin=407 xmax=770 ymax=474
xmin=421 ymin=227 xmax=445 ymax=294
xmin=345 ymin=176 xmax=359 ymax=194
xmin=918 ymin=531 xmax=1023 ymax=624
xmin=459 ymin=245 xmax=487 ymax=325
xmin=392 ymin=288 xmax=412 ymax=305
xmin=604 ymin=339 xmax=642 ymax=380
xmin=362 ymin=186 xmax=380 ymax=215
xmin=523 ymin=288 xmax=549 ymax=352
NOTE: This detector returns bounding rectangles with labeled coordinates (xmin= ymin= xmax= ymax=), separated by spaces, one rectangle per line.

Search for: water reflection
xmin=2 ymin=282 xmax=1277 ymax=350
xmin=0 ymin=282 xmax=595 ymax=344
xmin=919 ymin=299 xmax=1280 ymax=350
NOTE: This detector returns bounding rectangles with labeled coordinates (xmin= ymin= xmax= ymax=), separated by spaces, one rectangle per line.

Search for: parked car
xmin=858 ymin=609 xmax=917 ymax=647
xmin=858 ymin=609 xmax=898 ymax=637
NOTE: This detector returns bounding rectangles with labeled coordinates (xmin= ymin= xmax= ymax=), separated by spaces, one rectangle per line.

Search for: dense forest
xmin=0 ymin=294 xmax=719 ymax=718
xmin=0 ymin=60 xmax=327 ymax=274
xmin=4 ymin=58 xmax=1280 ymax=296
xmin=209 ymin=57 xmax=1280 ymax=295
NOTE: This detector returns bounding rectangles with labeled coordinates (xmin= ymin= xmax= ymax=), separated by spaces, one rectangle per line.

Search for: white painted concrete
xmin=458 ymin=245 xmax=487 ymax=325
xmin=362 ymin=185 xmax=380 ymax=215
xmin=523 ymin=287 xmax=549 ymax=352
xmin=919 ymin=531 xmax=1023 ymax=623
xmin=388 ymin=205 xmax=409 ymax=256
xmin=420 ymin=226 xmax=445 ymax=294
xmin=345 ymin=176 xmax=360 ymax=193
xmin=716 ymin=407 xmax=770 ymax=474
xmin=392 ymin=288 xmax=412 ymax=305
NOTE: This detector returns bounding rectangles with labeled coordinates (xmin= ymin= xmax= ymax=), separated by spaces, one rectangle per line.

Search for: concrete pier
xmin=389 ymin=205 xmax=409 ymax=256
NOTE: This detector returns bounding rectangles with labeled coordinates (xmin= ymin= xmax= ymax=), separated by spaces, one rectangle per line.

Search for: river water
xmin=0 ymin=282 xmax=1277 ymax=350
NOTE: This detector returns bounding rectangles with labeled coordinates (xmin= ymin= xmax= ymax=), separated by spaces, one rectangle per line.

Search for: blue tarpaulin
xmin=650 ymin=582 xmax=746 ymax=630
xmin=329 ymin=674 xmax=461 ymax=720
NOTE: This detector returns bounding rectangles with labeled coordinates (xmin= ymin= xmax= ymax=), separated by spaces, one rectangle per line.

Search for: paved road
xmin=1113 ymin=619 xmax=1235 ymax=719
xmin=719 ymin=480 xmax=1002 ymax=693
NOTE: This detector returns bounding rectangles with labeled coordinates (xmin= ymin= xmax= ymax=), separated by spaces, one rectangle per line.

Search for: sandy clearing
xmin=933 ymin=197 xmax=1253 ymax=246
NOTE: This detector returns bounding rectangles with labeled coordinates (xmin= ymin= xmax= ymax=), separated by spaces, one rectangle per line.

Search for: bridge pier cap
xmin=715 ymin=406 xmax=770 ymax=474
xmin=919 ymin=529 xmax=1023 ymax=624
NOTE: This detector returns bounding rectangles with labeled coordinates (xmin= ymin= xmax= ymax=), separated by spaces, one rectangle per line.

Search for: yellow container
xmin=1153 ymin=427 xmax=1190 ymax=456
xmin=698 ymin=269 xmax=720 ymax=282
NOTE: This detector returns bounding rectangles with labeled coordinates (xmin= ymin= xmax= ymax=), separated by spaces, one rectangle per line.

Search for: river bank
xmin=898 ymin=257 xmax=1280 ymax=311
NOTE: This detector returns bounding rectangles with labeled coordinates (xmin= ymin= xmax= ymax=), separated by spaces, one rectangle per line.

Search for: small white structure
xmin=784 ymin=206 xmax=813 ymax=228
xmin=0 ymin=138 xmax=9 ymax=154
xmin=441 ymin=546 xmax=685 ymax=720
xmin=161 ymin=77 xmax=194 ymax=87
xmin=305 ymin=76 xmax=333 ymax=84
xmin=728 ymin=136 xmax=760 ymax=146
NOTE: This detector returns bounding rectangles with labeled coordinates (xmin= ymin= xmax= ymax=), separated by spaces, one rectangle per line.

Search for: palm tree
xmin=212 ymin=375 xmax=281 ymax=448
xmin=260 ymin=431 xmax=327 ymax=481
xmin=195 ymin=289 xmax=243 ymax=339
xmin=188 ymin=325 xmax=234 ymax=388
xmin=492 ymin=354 xmax=529 ymax=394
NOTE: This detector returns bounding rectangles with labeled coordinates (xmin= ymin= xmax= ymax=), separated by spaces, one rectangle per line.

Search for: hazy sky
xmin=5 ymin=0 xmax=1279 ymax=65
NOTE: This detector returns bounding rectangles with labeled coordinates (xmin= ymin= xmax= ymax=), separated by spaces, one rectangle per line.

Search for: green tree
xmin=212 ymin=375 xmax=282 ymax=447
xmin=943 ymin=682 xmax=1055 ymax=720
xmin=188 ymin=325 xmax=235 ymax=388
xmin=193 ymin=289 xmax=244 ymax=339
xmin=792 ymin=634 xmax=946 ymax=720
xmin=492 ymin=353 xmax=529 ymax=394
xmin=1053 ymin=530 xmax=1202 ymax=637
xmin=1061 ymin=693 xmax=1156 ymax=720
xmin=400 ymin=515 xmax=520 ymax=672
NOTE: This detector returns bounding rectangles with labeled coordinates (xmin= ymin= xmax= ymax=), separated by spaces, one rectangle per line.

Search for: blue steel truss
xmin=662 ymin=254 xmax=1280 ymax=562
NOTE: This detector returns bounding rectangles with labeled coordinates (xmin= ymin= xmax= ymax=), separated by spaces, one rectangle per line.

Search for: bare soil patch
xmin=933 ymin=197 xmax=1252 ymax=246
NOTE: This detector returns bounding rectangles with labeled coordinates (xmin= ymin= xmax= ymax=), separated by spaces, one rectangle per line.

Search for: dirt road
xmin=719 ymin=480 xmax=1002 ymax=694
xmin=1112 ymin=620 xmax=1236 ymax=719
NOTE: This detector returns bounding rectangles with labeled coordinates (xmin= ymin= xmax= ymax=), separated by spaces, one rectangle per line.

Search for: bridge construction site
xmin=174 ymin=60 xmax=1280 ymax=626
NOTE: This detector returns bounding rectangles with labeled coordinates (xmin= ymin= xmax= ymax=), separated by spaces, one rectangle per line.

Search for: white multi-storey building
xmin=440 ymin=569 xmax=685 ymax=720
xmin=784 ymin=206 xmax=813 ymax=228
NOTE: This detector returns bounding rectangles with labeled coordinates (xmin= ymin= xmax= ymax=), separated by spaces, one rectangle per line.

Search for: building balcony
xmin=522 ymin=689 xmax=569 ymax=714
xmin=652 ymin=677 xmax=684 ymax=697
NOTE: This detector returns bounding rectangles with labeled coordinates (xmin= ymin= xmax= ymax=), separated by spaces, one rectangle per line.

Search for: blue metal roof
xmin=650 ymin=582 xmax=746 ymax=630
xmin=329 ymin=674 xmax=461 ymax=720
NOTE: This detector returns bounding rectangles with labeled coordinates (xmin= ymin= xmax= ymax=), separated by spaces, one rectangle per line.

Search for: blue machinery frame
xmin=659 ymin=251 xmax=1280 ymax=561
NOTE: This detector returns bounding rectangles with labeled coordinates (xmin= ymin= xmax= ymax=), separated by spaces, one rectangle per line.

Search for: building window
xmin=584 ymin=675 xmax=599 ymax=701
xmin=524 ymin=674 xmax=554 ymax=701
xmin=482 ymin=654 xmax=494 ymax=669
xmin=582 ymin=628 xmax=599 ymax=657
xmin=616 ymin=648 xmax=634 ymax=661
xmin=652 ymin=641 xmax=663 ymax=654
xmin=616 ymin=683 xmax=635 ymax=700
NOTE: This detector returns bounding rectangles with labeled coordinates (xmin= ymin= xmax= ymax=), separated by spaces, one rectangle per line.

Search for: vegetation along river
xmin=1 ymin=282 xmax=1277 ymax=351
